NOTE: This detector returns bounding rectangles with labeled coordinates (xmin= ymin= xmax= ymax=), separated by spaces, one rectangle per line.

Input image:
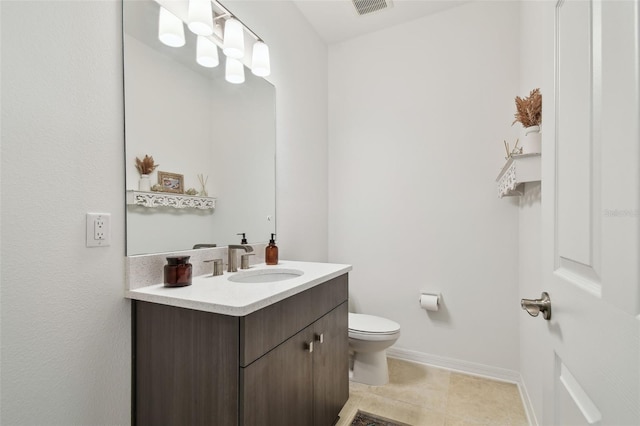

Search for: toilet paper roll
xmin=419 ymin=294 xmax=440 ymax=311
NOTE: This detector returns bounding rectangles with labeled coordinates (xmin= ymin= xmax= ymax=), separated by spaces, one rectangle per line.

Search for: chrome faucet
xmin=227 ymin=245 xmax=254 ymax=272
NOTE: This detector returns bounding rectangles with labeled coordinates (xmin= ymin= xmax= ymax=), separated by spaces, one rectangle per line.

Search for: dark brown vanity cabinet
xmin=241 ymin=302 xmax=348 ymax=426
xmin=134 ymin=274 xmax=349 ymax=426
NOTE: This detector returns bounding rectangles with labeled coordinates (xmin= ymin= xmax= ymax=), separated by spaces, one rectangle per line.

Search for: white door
xmin=536 ymin=0 xmax=640 ymax=424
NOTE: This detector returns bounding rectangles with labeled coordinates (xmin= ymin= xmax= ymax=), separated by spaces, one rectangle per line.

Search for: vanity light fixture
xmin=158 ymin=7 xmax=185 ymax=47
xmin=187 ymin=0 xmax=214 ymax=36
xmin=225 ymin=57 xmax=245 ymax=84
xmin=157 ymin=1 xmax=270 ymax=80
xmin=196 ymin=36 xmax=219 ymax=68
xmin=251 ymin=41 xmax=270 ymax=77
xmin=222 ymin=17 xmax=244 ymax=59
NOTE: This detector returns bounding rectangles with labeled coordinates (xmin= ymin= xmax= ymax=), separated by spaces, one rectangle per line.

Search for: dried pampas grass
xmin=513 ymin=88 xmax=542 ymax=128
xmin=135 ymin=155 xmax=159 ymax=175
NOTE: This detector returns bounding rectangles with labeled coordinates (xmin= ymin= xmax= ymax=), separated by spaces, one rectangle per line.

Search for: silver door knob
xmin=521 ymin=292 xmax=551 ymax=320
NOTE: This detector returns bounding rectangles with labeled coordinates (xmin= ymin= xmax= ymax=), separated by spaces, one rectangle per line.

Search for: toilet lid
xmin=349 ymin=313 xmax=400 ymax=334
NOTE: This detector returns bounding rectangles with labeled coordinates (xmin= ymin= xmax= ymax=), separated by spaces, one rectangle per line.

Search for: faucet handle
xmin=204 ymin=258 xmax=224 ymax=276
xmin=240 ymin=253 xmax=255 ymax=270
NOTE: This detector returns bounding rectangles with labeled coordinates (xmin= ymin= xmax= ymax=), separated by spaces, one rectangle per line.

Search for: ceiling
xmin=292 ymin=0 xmax=469 ymax=44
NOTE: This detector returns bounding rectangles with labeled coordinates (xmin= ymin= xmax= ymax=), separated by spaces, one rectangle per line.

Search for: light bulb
xmin=225 ymin=57 xmax=245 ymax=84
xmin=251 ymin=41 xmax=270 ymax=77
xmin=187 ymin=0 xmax=213 ymax=36
xmin=158 ymin=7 xmax=185 ymax=47
xmin=223 ymin=18 xmax=244 ymax=59
xmin=196 ymin=36 xmax=219 ymax=68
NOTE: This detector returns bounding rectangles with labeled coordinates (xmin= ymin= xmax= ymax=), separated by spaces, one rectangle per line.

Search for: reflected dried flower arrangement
xmin=135 ymin=155 xmax=159 ymax=176
xmin=513 ymin=88 xmax=542 ymax=128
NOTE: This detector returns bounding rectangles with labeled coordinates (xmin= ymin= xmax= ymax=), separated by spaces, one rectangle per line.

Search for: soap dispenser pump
xmin=237 ymin=233 xmax=248 ymax=244
xmin=266 ymin=233 xmax=278 ymax=265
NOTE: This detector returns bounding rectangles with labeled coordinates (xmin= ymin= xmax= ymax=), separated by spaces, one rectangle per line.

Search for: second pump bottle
xmin=265 ymin=233 xmax=278 ymax=265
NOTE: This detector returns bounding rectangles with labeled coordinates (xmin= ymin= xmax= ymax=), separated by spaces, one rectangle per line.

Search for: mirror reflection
xmin=123 ymin=0 xmax=276 ymax=256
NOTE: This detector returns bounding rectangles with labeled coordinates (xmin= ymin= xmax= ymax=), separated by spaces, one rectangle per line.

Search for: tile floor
xmin=337 ymin=358 xmax=529 ymax=426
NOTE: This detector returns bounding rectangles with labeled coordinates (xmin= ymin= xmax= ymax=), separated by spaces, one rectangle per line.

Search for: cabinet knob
xmin=305 ymin=341 xmax=314 ymax=353
xmin=315 ymin=333 xmax=324 ymax=344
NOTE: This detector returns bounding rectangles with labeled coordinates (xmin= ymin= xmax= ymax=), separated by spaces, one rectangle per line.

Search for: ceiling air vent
xmin=352 ymin=0 xmax=393 ymax=16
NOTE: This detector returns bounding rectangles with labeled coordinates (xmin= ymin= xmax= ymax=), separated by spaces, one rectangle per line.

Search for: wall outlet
xmin=86 ymin=213 xmax=111 ymax=247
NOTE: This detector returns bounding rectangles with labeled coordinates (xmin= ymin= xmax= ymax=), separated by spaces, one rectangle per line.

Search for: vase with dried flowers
xmin=135 ymin=155 xmax=159 ymax=192
xmin=512 ymin=88 xmax=542 ymax=154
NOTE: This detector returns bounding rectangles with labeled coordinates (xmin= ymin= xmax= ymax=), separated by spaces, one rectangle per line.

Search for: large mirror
xmin=123 ymin=0 xmax=276 ymax=255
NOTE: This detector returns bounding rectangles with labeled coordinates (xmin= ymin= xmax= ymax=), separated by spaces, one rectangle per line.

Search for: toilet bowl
xmin=348 ymin=313 xmax=400 ymax=386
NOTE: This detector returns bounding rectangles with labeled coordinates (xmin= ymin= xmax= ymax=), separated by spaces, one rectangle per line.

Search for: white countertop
xmin=125 ymin=260 xmax=352 ymax=316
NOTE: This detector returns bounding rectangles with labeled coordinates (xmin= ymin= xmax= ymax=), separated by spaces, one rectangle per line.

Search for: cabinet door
xmin=134 ymin=301 xmax=239 ymax=426
xmin=241 ymin=326 xmax=314 ymax=426
xmin=313 ymin=302 xmax=349 ymax=426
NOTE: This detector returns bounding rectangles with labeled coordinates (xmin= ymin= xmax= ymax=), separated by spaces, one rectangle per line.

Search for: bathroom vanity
xmin=127 ymin=261 xmax=351 ymax=426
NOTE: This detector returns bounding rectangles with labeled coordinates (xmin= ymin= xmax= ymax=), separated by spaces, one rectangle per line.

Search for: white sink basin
xmin=228 ymin=268 xmax=304 ymax=283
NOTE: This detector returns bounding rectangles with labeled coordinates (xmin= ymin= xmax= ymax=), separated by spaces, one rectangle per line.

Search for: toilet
xmin=348 ymin=313 xmax=401 ymax=386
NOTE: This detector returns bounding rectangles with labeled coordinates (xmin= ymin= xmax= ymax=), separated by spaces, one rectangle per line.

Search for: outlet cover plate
xmin=86 ymin=213 xmax=111 ymax=247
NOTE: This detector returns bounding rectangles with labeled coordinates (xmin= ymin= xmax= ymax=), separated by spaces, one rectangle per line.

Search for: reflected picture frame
xmin=158 ymin=171 xmax=184 ymax=194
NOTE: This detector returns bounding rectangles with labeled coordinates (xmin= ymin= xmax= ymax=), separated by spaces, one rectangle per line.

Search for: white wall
xmin=0 ymin=0 xmax=328 ymax=424
xmin=328 ymin=1 xmax=522 ymax=370
xmin=1 ymin=2 xmax=130 ymax=424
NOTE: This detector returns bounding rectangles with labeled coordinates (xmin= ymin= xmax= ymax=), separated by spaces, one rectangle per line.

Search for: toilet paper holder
xmin=419 ymin=293 xmax=441 ymax=311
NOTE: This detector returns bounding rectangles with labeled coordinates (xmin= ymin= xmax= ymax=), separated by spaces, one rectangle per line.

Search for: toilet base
xmin=350 ymin=350 xmax=389 ymax=386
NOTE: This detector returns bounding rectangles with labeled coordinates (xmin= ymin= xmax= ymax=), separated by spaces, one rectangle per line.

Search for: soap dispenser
xmin=266 ymin=233 xmax=278 ymax=265
xmin=237 ymin=233 xmax=248 ymax=244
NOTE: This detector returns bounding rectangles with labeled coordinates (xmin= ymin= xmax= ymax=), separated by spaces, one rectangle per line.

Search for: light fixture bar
xmin=210 ymin=0 xmax=262 ymax=42
xmin=213 ymin=13 xmax=230 ymax=21
xmin=154 ymin=0 xmax=270 ymax=80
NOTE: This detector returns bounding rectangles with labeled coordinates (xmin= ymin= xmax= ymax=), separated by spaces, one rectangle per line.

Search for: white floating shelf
xmin=126 ymin=190 xmax=216 ymax=209
xmin=496 ymin=153 xmax=541 ymax=198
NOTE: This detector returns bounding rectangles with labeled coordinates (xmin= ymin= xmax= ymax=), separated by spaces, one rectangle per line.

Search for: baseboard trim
xmin=518 ymin=376 xmax=539 ymax=426
xmin=386 ymin=347 xmax=538 ymax=426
